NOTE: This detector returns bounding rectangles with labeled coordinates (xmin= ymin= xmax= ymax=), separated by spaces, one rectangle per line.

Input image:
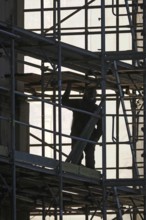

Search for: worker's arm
xmin=62 ymin=82 xmax=72 ymax=104
xmin=62 ymin=82 xmax=81 ymax=108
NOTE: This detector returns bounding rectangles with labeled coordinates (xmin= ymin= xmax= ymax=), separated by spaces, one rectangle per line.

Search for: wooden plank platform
xmin=0 ymin=22 xmax=144 ymax=92
xmin=0 ymin=148 xmax=143 ymax=214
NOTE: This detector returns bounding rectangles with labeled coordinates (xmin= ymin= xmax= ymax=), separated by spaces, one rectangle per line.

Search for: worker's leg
xmin=84 ymin=144 xmax=95 ymax=169
xmin=72 ymin=139 xmax=83 ymax=165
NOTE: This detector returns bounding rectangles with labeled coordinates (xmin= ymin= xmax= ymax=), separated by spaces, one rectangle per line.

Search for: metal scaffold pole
xmin=101 ymin=0 xmax=107 ymax=219
xmin=11 ymin=36 xmax=16 ymax=220
xmin=11 ymin=1 xmax=17 ymax=219
xmin=56 ymin=0 xmax=63 ymax=219
xmin=143 ymin=0 xmax=146 ymax=218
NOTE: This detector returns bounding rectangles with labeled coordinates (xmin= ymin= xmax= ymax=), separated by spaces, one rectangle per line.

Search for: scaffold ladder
xmin=125 ymin=1 xmax=140 ymax=45
xmin=113 ymin=61 xmax=140 ymax=179
xmin=124 ymin=0 xmax=143 ymax=64
xmin=113 ymin=0 xmax=143 ymax=64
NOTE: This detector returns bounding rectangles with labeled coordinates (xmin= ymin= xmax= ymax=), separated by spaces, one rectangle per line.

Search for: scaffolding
xmin=0 ymin=0 xmax=145 ymax=219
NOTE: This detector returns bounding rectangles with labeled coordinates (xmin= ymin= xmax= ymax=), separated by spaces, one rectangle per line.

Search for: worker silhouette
xmin=62 ymin=83 xmax=102 ymax=169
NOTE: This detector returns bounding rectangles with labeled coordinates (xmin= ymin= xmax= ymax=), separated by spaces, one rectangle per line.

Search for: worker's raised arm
xmin=62 ymin=82 xmax=72 ymax=104
xmin=62 ymin=82 xmax=81 ymax=109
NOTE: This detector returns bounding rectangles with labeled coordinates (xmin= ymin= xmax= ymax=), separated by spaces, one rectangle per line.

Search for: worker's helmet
xmin=83 ymin=87 xmax=96 ymax=102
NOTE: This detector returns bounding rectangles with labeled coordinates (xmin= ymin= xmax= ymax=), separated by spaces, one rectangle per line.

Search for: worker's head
xmin=83 ymin=87 xmax=96 ymax=102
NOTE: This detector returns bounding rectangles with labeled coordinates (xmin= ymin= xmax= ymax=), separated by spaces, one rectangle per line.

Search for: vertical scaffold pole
xmin=143 ymin=0 xmax=146 ymax=218
xmin=56 ymin=0 xmax=63 ymax=219
xmin=11 ymin=35 xmax=16 ymax=220
xmin=101 ymin=0 xmax=107 ymax=219
xmin=11 ymin=1 xmax=17 ymax=219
